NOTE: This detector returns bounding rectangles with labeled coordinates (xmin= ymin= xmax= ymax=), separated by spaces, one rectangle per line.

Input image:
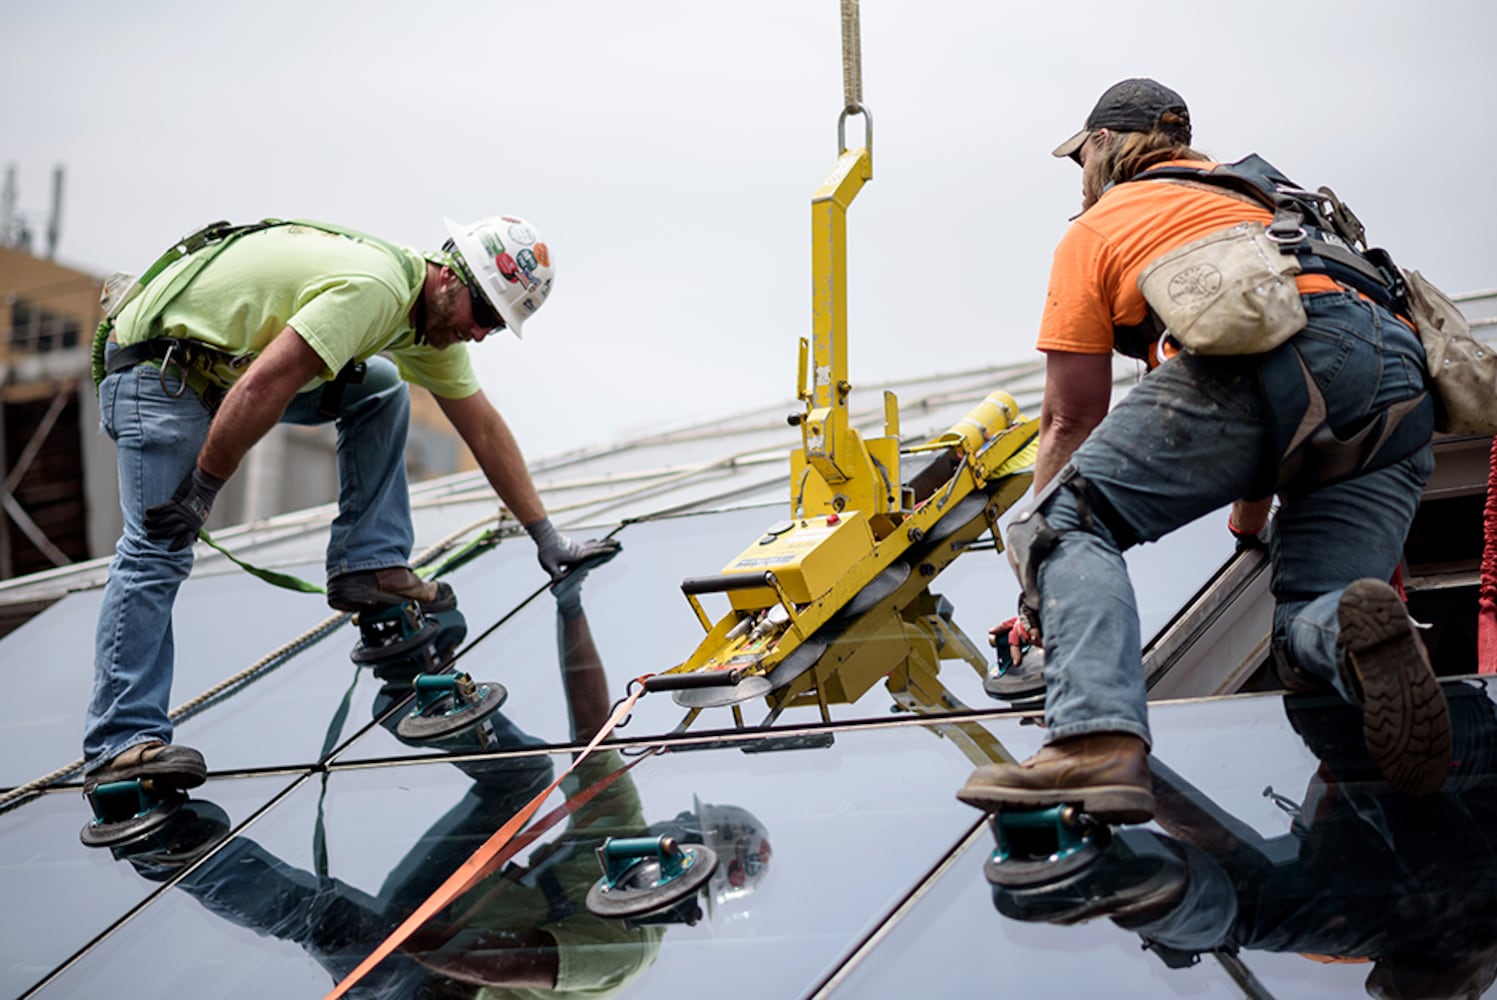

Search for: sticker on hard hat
xmin=507 ymin=221 xmax=537 ymax=245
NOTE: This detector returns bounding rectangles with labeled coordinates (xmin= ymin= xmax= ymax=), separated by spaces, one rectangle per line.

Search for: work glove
xmin=144 ymin=467 xmax=226 ymax=552
xmin=525 ymin=516 xmax=622 ymax=582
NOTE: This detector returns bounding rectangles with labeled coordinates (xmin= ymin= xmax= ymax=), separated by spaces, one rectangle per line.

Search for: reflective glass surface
xmin=0 ymin=774 xmax=299 ymax=998
xmin=5 ymin=474 xmax=1486 ymax=998
xmin=0 ymin=564 xmax=333 ymax=787
xmin=826 ymin=682 xmax=1497 ymax=999
xmin=36 ymin=722 xmax=1035 ymax=999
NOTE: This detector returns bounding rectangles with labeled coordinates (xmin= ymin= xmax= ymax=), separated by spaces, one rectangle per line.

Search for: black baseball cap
xmin=1052 ymin=78 xmax=1191 ymax=162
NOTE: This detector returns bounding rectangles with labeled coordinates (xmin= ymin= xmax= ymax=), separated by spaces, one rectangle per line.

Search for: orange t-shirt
xmin=1036 ymin=160 xmax=1340 ymax=364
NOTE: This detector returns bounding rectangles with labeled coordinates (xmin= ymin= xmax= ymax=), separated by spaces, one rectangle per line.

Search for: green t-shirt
xmin=114 ymin=222 xmax=481 ymax=398
xmin=469 ymin=752 xmax=665 ymax=1000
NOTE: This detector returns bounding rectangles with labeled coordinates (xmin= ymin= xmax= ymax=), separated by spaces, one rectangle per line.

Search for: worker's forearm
xmin=475 ymin=424 xmax=545 ymax=525
xmin=1033 ymin=422 xmax=1092 ymax=492
xmin=196 ymin=380 xmax=286 ymax=481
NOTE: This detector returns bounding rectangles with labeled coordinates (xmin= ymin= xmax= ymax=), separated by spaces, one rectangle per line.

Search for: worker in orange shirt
xmin=958 ymin=79 xmax=1450 ymax=823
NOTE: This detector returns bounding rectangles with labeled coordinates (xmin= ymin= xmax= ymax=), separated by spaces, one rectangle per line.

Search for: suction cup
xmin=80 ymin=780 xmax=187 ymax=849
xmin=396 ymin=673 xmax=508 ymax=744
xmin=672 ymin=674 xmax=774 ymax=708
xmin=585 ymin=837 xmax=719 ymax=919
xmin=983 ymin=805 xmax=1110 ymax=888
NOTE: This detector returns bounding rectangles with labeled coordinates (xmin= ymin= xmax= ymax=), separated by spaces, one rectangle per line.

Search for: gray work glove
xmin=145 ymin=467 xmax=226 ymax=551
xmin=524 ymin=516 xmax=621 ymax=581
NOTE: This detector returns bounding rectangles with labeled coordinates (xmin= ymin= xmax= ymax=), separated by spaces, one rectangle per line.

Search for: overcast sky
xmin=5 ymin=0 xmax=1494 ymax=459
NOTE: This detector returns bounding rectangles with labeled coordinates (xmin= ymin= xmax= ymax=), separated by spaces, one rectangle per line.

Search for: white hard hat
xmin=695 ymin=797 xmax=772 ymax=919
xmin=442 ymin=215 xmax=554 ymax=339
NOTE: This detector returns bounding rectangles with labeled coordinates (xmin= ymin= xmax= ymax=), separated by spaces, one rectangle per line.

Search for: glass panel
xmin=826 ymin=681 xmax=1497 ymax=999
xmin=344 ymin=500 xmax=1232 ymax=763
xmin=0 ymin=774 xmax=299 ymax=999
xmin=0 ymin=565 xmax=332 ymax=787
xmin=39 ymin=721 xmax=1041 ymax=998
xmin=340 ymin=507 xmax=795 ymax=760
xmin=165 ymin=545 xmax=548 ymax=774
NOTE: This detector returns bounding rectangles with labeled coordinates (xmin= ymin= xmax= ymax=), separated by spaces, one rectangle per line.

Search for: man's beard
xmin=418 ymin=282 xmax=466 ymax=348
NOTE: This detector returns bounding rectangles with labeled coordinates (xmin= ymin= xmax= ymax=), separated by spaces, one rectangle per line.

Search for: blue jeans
xmin=84 ymin=350 xmax=415 ymax=771
xmin=1029 ymin=293 xmax=1434 ymax=745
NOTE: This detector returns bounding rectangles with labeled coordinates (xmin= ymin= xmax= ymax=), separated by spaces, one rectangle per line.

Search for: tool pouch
xmin=1400 ymin=267 xmax=1497 ymax=436
xmin=1138 ymin=221 xmax=1307 ymax=356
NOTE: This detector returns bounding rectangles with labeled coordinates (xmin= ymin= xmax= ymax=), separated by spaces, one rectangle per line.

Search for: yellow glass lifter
xmin=650 ymin=10 xmax=1039 ymax=725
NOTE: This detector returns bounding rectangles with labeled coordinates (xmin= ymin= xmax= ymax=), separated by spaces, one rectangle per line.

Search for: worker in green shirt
xmin=83 ymin=215 xmax=617 ymax=793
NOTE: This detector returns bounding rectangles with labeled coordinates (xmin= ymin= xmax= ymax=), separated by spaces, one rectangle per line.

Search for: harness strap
xmin=316 ymin=360 xmax=368 ymax=420
xmin=1134 ymin=159 xmax=1405 ymax=309
xmin=102 ymin=336 xmax=234 ymax=411
xmin=1259 ymin=343 xmax=1433 ymax=497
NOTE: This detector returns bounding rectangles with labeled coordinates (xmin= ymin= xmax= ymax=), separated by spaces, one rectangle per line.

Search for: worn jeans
xmin=1030 ymin=292 xmax=1434 ymax=745
xmin=84 ymin=350 xmax=414 ymax=771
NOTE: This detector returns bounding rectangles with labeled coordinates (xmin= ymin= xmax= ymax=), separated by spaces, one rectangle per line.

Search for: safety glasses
xmin=465 ymin=282 xmax=504 ymax=332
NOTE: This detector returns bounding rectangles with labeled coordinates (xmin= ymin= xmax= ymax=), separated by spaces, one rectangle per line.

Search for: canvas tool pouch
xmin=1401 ymin=267 xmax=1497 ymax=436
xmin=1138 ymin=221 xmax=1307 ymax=356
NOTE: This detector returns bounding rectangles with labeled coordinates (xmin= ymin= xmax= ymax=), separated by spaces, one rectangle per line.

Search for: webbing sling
xmin=91 ymin=220 xmax=282 ymax=390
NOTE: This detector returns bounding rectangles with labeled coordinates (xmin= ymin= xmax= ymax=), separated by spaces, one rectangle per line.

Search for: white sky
xmin=5 ymin=0 xmax=1494 ymax=459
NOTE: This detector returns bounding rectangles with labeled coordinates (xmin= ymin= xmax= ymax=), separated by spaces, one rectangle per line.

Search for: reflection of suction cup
xmin=989 ymin=826 xmax=1187 ymax=927
xmin=586 ymin=836 xmax=719 ymax=919
xmin=80 ymin=780 xmax=187 ymax=849
xmin=351 ymin=603 xmax=440 ymax=665
xmin=396 ymin=672 xmax=508 ymax=744
xmin=984 ymin=645 xmax=1047 ymax=706
xmin=984 ymin=806 xmax=1110 ymax=888
xmin=672 ymin=674 xmax=774 ymax=708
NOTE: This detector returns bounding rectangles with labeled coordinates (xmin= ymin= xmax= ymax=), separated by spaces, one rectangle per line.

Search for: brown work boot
xmin=957 ymin=733 xmax=1155 ymax=824
xmin=1337 ymin=578 xmax=1451 ymax=796
xmin=327 ymin=566 xmax=456 ymax=614
xmin=84 ymin=740 xmax=207 ymax=794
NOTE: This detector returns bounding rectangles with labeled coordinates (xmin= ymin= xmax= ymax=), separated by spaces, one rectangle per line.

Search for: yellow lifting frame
xmin=794 ymin=107 xmax=902 ymax=529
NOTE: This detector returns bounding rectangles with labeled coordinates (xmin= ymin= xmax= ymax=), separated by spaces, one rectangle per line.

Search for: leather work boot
xmin=1337 ymin=578 xmax=1451 ymax=796
xmin=84 ymin=741 xmax=207 ymax=794
xmin=957 ymin=733 xmax=1155 ymax=824
xmin=327 ymin=566 xmax=457 ymax=614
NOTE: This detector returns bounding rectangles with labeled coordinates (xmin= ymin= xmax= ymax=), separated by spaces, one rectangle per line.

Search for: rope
xmin=0 ymin=514 xmax=501 ymax=811
xmin=840 ymin=0 xmax=862 ymax=112
xmin=1480 ymin=436 xmax=1497 ymax=674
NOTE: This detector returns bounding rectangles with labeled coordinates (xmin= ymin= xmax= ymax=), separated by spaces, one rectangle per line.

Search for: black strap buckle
xmin=317 ymin=360 xmax=368 ymax=419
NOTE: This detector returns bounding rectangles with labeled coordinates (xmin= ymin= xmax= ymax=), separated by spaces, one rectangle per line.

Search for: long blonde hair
xmin=1083 ymin=115 xmax=1207 ymax=208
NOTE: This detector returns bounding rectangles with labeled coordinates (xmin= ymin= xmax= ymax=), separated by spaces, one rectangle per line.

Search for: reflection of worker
xmin=959 ymin=78 xmax=1448 ymax=824
xmin=120 ymin=564 xmax=766 ymax=997
xmin=84 ymin=216 xmax=617 ymax=796
xmin=994 ymin=685 xmax=1497 ymax=1000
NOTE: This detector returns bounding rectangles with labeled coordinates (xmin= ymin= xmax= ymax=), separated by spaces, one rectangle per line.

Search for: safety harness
xmin=92 ymin=218 xmax=410 ymax=415
xmin=1124 ymin=155 xmax=1433 ymax=497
